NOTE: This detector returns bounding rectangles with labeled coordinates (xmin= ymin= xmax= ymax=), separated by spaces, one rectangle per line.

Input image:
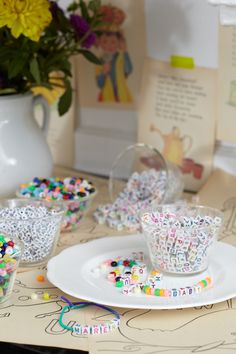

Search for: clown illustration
xmin=95 ymin=5 xmax=133 ymax=103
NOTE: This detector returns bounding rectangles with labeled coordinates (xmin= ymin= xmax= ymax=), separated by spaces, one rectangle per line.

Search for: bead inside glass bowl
xmin=94 ymin=143 xmax=184 ymax=232
xmin=0 ymin=199 xmax=65 ymax=267
xmin=0 ymin=233 xmax=22 ymax=303
xmin=109 ymin=143 xmax=184 ymax=204
xmin=141 ymin=204 xmax=224 ymax=275
xmin=16 ymin=177 xmax=97 ymax=232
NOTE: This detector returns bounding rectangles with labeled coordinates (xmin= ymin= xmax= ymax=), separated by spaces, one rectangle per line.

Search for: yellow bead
xmin=131 ymin=275 xmax=139 ymax=282
xmin=43 ymin=292 xmax=50 ymax=301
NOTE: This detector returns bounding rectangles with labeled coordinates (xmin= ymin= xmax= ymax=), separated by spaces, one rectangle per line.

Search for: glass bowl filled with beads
xmin=94 ymin=143 xmax=184 ymax=232
xmin=0 ymin=233 xmax=22 ymax=303
xmin=0 ymin=199 xmax=65 ymax=267
xmin=140 ymin=204 xmax=224 ymax=275
xmin=16 ymin=177 xmax=97 ymax=232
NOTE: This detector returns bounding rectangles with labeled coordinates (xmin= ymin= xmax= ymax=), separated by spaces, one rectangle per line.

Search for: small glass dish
xmin=140 ymin=204 xmax=224 ymax=275
xmin=59 ymin=194 xmax=97 ymax=231
xmin=0 ymin=199 xmax=65 ymax=267
xmin=16 ymin=176 xmax=97 ymax=232
xmin=109 ymin=143 xmax=184 ymax=204
xmin=0 ymin=233 xmax=22 ymax=304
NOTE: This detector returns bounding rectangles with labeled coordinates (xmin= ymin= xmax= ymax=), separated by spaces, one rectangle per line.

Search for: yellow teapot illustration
xmin=150 ymin=124 xmax=192 ymax=166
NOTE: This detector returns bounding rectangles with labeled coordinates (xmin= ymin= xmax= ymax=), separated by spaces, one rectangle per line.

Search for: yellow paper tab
xmin=170 ymin=55 xmax=195 ymax=69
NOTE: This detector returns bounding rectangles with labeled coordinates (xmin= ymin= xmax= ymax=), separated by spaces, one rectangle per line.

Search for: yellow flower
xmin=0 ymin=0 xmax=52 ymax=41
xmin=31 ymin=74 xmax=65 ymax=105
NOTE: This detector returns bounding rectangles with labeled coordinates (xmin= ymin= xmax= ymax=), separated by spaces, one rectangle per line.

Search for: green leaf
xmin=88 ymin=0 xmax=101 ymax=12
xmin=0 ymin=88 xmax=17 ymax=95
xmin=67 ymin=2 xmax=79 ymax=12
xmin=79 ymin=0 xmax=89 ymax=20
xmin=8 ymin=55 xmax=26 ymax=79
xmin=58 ymin=84 xmax=72 ymax=116
xmin=79 ymin=50 xmax=101 ymax=64
xmin=30 ymin=57 xmax=41 ymax=84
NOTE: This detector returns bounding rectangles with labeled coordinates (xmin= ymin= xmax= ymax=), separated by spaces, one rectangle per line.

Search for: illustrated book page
xmin=138 ymin=58 xmax=217 ymax=192
xmin=76 ymin=0 xmax=145 ymax=111
xmin=217 ymin=25 xmax=236 ymax=142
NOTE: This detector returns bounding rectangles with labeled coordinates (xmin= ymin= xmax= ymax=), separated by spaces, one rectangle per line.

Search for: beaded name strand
xmin=99 ymin=253 xmax=212 ymax=297
xmin=59 ymin=297 xmax=120 ymax=335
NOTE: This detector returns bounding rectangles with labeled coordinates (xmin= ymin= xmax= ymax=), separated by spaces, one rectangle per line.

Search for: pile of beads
xmin=0 ymin=203 xmax=64 ymax=266
xmin=0 ymin=233 xmax=22 ymax=303
xmin=141 ymin=208 xmax=223 ymax=274
xmin=94 ymin=169 xmax=168 ymax=231
xmin=99 ymin=253 xmax=212 ymax=297
xmin=17 ymin=177 xmax=97 ymax=231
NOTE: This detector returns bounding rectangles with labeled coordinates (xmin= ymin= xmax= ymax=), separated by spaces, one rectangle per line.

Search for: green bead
xmin=202 ymin=280 xmax=208 ymax=287
xmin=129 ymin=261 xmax=136 ymax=267
xmin=3 ymin=282 xmax=9 ymax=289
xmin=143 ymin=285 xmax=149 ymax=293
xmin=154 ymin=288 xmax=160 ymax=296
xmin=115 ymin=281 xmax=123 ymax=288
xmin=0 ymin=262 xmax=6 ymax=268
xmin=0 ymin=236 xmax=6 ymax=243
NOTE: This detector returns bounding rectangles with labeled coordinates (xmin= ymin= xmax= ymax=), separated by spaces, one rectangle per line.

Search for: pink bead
xmin=107 ymin=273 xmax=116 ymax=282
xmin=164 ymin=289 xmax=171 ymax=297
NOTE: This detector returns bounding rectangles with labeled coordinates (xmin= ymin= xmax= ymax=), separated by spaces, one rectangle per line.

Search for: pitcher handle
xmin=182 ymin=135 xmax=192 ymax=154
xmin=33 ymin=95 xmax=50 ymax=137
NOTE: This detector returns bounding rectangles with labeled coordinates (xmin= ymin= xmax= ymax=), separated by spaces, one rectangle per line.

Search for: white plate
xmin=47 ymin=235 xmax=236 ymax=309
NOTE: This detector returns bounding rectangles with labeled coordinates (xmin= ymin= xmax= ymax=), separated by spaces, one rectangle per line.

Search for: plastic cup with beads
xmin=94 ymin=143 xmax=184 ymax=232
xmin=0 ymin=233 xmax=23 ymax=304
xmin=16 ymin=177 xmax=97 ymax=232
xmin=0 ymin=199 xmax=65 ymax=267
xmin=140 ymin=204 xmax=224 ymax=275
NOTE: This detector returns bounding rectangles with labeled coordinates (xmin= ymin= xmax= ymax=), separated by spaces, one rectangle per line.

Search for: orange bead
xmin=36 ymin=275 xmax=45 ymax=282
xmin=159 ymin=289 xmax=165 ymax=296
xmin=206 ymin=277 xmax=212 ymax=285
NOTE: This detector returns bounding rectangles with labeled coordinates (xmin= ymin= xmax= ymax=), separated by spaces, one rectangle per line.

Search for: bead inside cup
xmin=94 ymin=143 xmax=184 ymax=232
xmin=0 ymin=233 xmax=23 ymax=304
xmin=16 ymin=177 xmax=97 ymax=232
xmin=0 ymin=199 xmax=65 ymax=267
xmin=140 ymin=204 xmax=224 ymax=275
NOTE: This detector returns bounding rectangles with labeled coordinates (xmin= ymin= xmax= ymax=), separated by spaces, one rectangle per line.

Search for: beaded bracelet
xmin=59 ymin=297 xmax=120 ymax=335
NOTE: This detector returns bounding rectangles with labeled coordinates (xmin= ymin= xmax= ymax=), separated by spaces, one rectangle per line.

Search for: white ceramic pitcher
xmin=0 ymin=93 xmax=53 ymax=197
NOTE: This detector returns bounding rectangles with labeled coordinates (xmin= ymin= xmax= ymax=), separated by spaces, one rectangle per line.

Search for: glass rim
xmin=140 ymin=203 xmax=224 ymax=231
xmin=0 ymin=198 xmax=66 ymax=222
xmin=15 ymin=188 xmax=98 ymax=204
xmin=108 ymin=143 xmax=169 ymax=202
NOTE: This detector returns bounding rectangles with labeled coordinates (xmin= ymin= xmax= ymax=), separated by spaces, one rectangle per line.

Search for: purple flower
xmin=70 ymin=14 xmax=96 ymax=48
xmin=50 ymin=1 xmax=65 ymax=24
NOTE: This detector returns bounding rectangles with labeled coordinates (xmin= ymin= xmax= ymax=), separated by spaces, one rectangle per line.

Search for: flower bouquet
xmin=0 ymin=0 xmax=103 ymax=115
